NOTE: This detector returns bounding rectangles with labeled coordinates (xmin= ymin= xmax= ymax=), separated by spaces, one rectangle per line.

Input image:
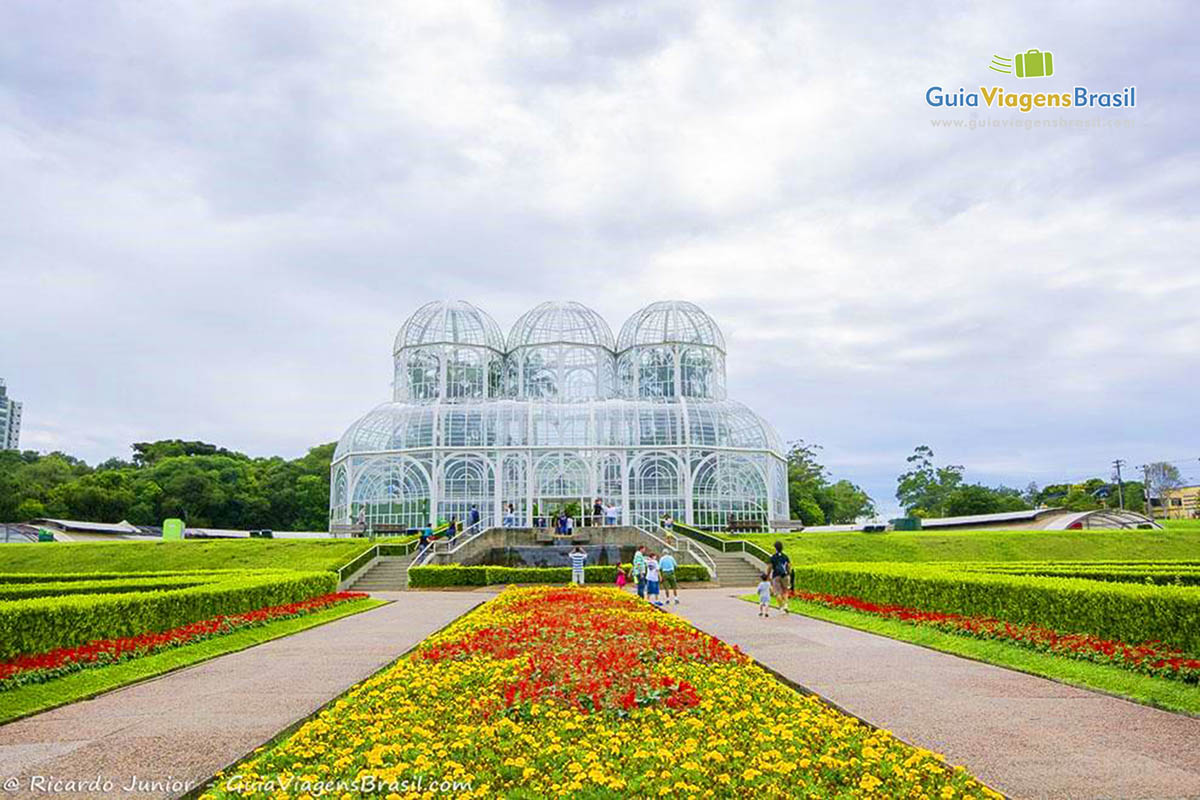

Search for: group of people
xmin=620 ymin=544 xmax=679 ymax=607
xmin=508 ymin=499 xmax=626 ymax=530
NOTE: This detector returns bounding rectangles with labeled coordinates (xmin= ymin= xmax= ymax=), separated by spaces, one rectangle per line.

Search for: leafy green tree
xmin=786 ymin=440 xmax=875 ymax=525
xmin=895 ymin=446 xmax=964 ymax=517
xmin=0 ymin=440 xmax=335 ymax=530
xmin=943 ymin=484 xmax=1029 ymax=516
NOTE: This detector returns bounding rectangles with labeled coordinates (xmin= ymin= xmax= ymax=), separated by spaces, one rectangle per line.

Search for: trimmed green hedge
xmin=0 ymin=575 xmax=214 ymax=601
xmin=792 ymin=561 xmax=1200 ymax=653
xmin=408 ymin=564 xmax=710 ymax=588
xmin=0 ymin=570 xmax=336 ymax=659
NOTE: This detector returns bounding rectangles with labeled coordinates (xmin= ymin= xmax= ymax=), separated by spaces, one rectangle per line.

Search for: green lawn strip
xmin=0 ymin=597 xmax=385 ymax=725
xmin=738 ymin=594 xmax=1200 ymax=717
xmin=722 ymin=528 xmax=1200 ymax=564
xmin=0 ymin=539 xmax=383 ymax=575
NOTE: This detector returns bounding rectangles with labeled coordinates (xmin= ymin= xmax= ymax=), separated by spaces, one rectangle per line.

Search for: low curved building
xmin=330 ymin=300 xmax=788 ymax=530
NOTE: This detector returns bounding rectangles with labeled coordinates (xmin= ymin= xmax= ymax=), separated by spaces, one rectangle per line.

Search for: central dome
xmin=508 ymin=301 xmax=615 ymax=350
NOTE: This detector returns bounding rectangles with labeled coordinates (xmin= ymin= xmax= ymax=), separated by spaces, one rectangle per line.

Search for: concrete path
xmin=672 ymin=588 xmax=1200 ymax=800
xmin=0 ymin=592 xmax=481 ymax=799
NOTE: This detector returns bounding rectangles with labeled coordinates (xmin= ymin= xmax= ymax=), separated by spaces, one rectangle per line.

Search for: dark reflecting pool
xmin=480 ymin=545 xmax=638 ymax=568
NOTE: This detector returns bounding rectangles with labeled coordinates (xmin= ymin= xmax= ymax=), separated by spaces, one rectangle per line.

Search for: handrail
xmin=335 ymin=538 xmax=421 ymax=584
xmin=670 ymin=520 xmax=772 ymax=565
xmin=411 ymin=519 xmax=485 ymax=568
xmin=631 ymin=515 xmax=718 ymax=580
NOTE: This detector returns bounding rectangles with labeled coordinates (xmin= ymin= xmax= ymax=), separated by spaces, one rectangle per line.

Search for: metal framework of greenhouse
xmin=330 ymin=300 xmax=788 ymax=530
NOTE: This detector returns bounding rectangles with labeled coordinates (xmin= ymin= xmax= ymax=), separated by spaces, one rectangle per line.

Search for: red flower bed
xmin=421 ymin=587 xmax=735 ymax=715
xmin=792 ymin=589 xmax=1200 ymax=683
xmin=0 ymin=592 xmax=368 ymax=690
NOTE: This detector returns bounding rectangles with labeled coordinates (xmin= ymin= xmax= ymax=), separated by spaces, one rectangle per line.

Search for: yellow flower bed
xmin=204 ymin=586 xmax=999 ymax=799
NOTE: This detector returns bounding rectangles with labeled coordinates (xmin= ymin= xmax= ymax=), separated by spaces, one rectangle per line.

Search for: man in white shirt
xmin=568 ymin=546 xmax=587 ymax=584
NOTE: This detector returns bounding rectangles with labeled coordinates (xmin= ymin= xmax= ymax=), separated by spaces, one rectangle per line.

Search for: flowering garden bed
xmin=204 ymin=586 xmax=999 ymax=798
xmin=0 ymin=592 xmax=368 ymax=690
xmin=787 ymin=588 xmax=1200 ymax=684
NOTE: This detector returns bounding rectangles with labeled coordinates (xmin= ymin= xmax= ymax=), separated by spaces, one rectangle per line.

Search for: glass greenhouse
xmin=330 ymin=300 xmax=788 ymax=530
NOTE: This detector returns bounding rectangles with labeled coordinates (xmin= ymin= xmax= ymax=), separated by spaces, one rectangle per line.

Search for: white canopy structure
xmin=331 ymin=300 xmax=788 ymax=530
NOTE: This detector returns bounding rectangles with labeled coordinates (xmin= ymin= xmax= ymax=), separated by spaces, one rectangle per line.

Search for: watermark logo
xmin=990 ymin=49 xmax=1054 ymax=78
xmin=926 ymin=47 xmax=1135 ymax=114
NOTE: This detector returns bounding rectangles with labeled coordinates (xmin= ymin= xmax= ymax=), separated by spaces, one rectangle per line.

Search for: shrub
xmin=0 ymin=570 xmax=336 ymax=660
xmin=791 ymin=562 xmax=1200 ymax=653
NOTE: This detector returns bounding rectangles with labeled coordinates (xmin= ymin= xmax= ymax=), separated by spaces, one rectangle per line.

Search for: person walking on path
xmin=756 ymin=572 xmax=772 ymax=617
xmin=633 ymin=545 xmax=648 ymax=599
xmin=645 ymin=551 xmax=662 ymax=606
xmin=659 ymin=549 xmax=679 ymax=605
xmin=615 ymin=564 xmax=628 ymax=589
xmin=568 ymin=545 xmax=588 ymax=585
xmin=768 ymin=540 xmax=792 ymax=614
xmin=468 ymin=505 xmax=481 ymax=528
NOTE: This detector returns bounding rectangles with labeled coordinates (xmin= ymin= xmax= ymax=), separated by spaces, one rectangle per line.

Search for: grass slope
xmin=0 ymin=596 xmax=385 ymax=724
xmin=731 ymin=528 xmax=1200 ymax=564
xmin=0 ymin=539 xmax=378 ymax=575
xmin=745 ymin=595 xmax=1200 ymax=716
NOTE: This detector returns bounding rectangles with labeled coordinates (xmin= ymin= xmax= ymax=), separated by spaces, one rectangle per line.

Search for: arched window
xmin=534 ymin=452 xmax=590 ymax=514
xmin=628 ymin=452 xmax=684 ymax=525
xmin=438 ymin=454 xmax=495 ymax=526
xmin=692 ymin=454 xmax=768 ymax=529
xmin=351 ymin=457 xmax=431 ymax=529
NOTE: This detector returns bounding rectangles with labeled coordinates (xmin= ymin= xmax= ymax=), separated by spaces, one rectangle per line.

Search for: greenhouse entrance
xmin=532 ymin=496 xmax=589 ymax=527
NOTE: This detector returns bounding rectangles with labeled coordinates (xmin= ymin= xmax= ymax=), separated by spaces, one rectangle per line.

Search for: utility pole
xmin=1112 ymin=459 xmax=1126 ymax=510
xmin=1140 ymin=464 xmax=1152 ymax=520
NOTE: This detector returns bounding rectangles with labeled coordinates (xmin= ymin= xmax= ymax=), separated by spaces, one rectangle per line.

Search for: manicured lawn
xmin=729 ymin=528 xmax=1200 ymax=564
xmin=0 ymin=539 xmax=379 ymax=574
xmin=0 ymin=596 xmax=384 ymax=724
xmin=746 ymin=594 xmax=1200 ymax=717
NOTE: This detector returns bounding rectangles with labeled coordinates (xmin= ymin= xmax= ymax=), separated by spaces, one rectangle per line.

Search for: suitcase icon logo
xmin=989 ymin=49 xmax=1054 ymax=78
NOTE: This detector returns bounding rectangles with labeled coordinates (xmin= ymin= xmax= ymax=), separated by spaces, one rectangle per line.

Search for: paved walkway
xmin=0 ymin=593 xmax=481 ymax=799
xmin=673 ymin=588 xmax=1200 ymax=800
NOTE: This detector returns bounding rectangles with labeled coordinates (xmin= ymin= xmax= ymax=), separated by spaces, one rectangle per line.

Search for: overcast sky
xmin=2 ymin=1 xmax=1197 ymax=514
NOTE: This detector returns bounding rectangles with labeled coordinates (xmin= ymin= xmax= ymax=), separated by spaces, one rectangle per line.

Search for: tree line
xmin=0 ymin=440 xmax=334 ymax=530
xmin=893 ymin=444 xmax=1176 ymax=518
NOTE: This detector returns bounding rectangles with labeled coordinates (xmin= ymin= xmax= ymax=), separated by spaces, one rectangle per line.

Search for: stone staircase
xmin=349 ymin=555 xmax=418 ymax=592
xmin=701 ymin=548 xmax=766 ymax=587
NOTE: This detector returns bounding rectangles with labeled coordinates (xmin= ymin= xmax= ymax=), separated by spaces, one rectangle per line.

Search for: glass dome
xmin=506 ymin=301 xmax=615 ymax=401
xmin=394 ymin=300 xmax=505 ymax=354
xmin=508 ymin=301 xmax=615 ymax=350
xmin=616 ymin=300 xmax=726 ymax=352
xmin=616 ymin=300 xmax=727 ymax=400
xmin=393 ymin=301 xmax=505 ymax=403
